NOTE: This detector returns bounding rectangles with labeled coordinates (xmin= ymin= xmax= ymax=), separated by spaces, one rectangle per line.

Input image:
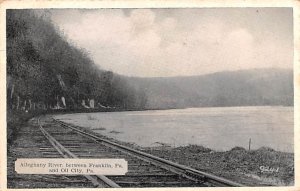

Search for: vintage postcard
xmin=0 ymin=0 xmax=299 ymax=190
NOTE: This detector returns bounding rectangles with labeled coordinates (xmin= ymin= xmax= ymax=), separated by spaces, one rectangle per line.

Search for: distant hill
xmin=127 ymin=68 xmax=293 ymax=109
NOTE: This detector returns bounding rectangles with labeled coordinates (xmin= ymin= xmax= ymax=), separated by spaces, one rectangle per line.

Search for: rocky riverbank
xmin=141 ymin=145 xmax=294 ymax=186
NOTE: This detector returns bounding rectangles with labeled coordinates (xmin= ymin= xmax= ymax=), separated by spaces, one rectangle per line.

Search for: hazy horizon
xmin=46 ymin=8 xmax=293 ymax=77
xmin=123 ymin=67 xmax=292 ymax=79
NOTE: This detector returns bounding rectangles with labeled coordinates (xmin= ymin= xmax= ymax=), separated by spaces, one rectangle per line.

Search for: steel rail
xmin=53 ymin=118 xmax=245 ymax=187
xmin=37 ymin=117 xmax=121 ymax=188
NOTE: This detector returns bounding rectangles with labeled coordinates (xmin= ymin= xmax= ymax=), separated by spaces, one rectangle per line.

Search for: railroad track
xmin=36 ymin=115 xmax=244 ymax=188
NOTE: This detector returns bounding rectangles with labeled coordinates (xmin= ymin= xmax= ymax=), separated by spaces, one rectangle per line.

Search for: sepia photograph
xmin=3 ymin=2 xmax=298 ymax=189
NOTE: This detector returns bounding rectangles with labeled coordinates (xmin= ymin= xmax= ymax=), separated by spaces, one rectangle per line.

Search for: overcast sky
xmin=49 ymin=8 xmax=293 ymax=77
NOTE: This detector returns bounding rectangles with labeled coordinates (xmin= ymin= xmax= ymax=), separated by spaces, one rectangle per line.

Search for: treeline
xmin=6 ymin=10 xmax=147 ymax=111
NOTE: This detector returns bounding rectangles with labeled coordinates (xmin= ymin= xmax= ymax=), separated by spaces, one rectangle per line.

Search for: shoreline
xmin=8 ymin=106 xmax=294 ymax=152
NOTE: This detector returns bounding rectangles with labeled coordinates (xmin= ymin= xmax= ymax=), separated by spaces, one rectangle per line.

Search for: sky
xmin=49 ymin=8 xmax=293 ymax=77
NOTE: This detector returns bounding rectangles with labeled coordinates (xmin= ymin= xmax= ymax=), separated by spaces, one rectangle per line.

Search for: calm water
xmin=54 ymin=106 xmax=294 ymax=152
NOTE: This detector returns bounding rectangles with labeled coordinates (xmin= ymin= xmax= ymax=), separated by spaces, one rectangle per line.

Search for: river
xmin=53 ymin=106 xmax=294 ymax=153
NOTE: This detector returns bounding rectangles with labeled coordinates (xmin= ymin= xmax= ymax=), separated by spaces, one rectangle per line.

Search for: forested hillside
xmin=128 ymin=68 xmax=293 ymax=109
xmin=6 ymin=10 xmax=147 ymax=111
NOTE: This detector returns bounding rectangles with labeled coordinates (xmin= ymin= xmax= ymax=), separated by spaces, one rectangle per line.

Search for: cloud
xmin=130 ymin=9 xmax=156 ymax=34
xmin=50 ymin=9 xmax=293 ymax=77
